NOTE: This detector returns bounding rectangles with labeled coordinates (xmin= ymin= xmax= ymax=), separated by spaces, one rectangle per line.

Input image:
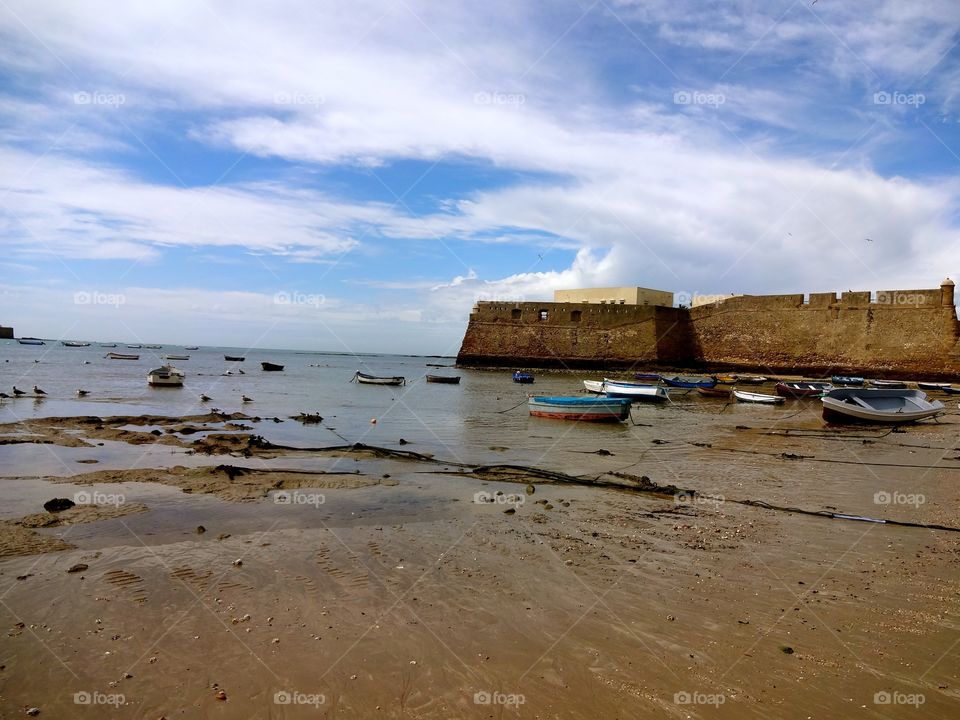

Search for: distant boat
xmin=942 ymin=386 xmax=960 ymax=395
xmin=184 ymin=346 xmax=199 ymax=350
xmin=662 ymin=376 xmax=716 ymax=389
xmin=595 ymin=379 xmax=668 ymax=402
xmin=353 ymin=371 xmax=403 ymax=385
xmin=261 ymin=361 xmax=285 ymax=372
xmin=697 ymin=384 xmax=733 ymax=398
xmin=776 ymin=381 xmax=833 ymax=397
xmin=869 ymin=379 xmax=907 ymax=389
xmin=822 ymin=388 xmax=944 ymax=424
xmin=714 ymin=375 xmax=737 ymax=385
xmin=426 ymin=374 xmax=461 ymax=384
xmin=147 ymin=365 xmax=185 ymax=387
xmin=126 ymin=344 xmax=142 ymax=349
xmin=106 ymin=352 xmax=140 ymax=360
xmin=99 ymin=343 xmax=117 ymax=348
xmin=512 ymin=371 xmax=535 ymax=384
xmin=60 ymin=341 xmax=91 ymax=347
xmin=165 ymin=354 xmax=190 ymax=360
xmin=734 ymin=376 xmax=768 ymax=385
xmin=225 ymin=355 xmax=245 ymax=362
xmin=916 ymin=382 xmax=951 ymax=391
xmin=17 ymin=338 xmax=45 ymax=345
xmin=831 ymin=376 xmax=864 ymax=386
xmin=734 ymin=389 xmax=785 ymax=404
xmin=528 ymin=396 xmax=631 ymax=422
xmin=633 ymin=372 xmax=661 ymax=381
xmin=144 ymin=344 xmax=162 ymax=349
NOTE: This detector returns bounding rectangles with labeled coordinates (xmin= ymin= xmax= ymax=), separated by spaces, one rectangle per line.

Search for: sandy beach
xmin=1 ymin=399 xmax=958 ymax=719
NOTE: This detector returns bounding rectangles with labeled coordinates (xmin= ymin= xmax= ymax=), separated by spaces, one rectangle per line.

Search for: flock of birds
xmin=1 ymin=386 xmax=253 ymax=404
xmin=0 ymin=385 xmax=47 ymax=401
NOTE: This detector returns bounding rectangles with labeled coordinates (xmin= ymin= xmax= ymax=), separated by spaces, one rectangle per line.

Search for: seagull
xmin=0 ymin=392 xmax=9 ymax=402
xmin=200 ymin=394 xmax=211 ymax=402
xmin=241 ymin=395 xmax=252 ymax=403
xmin=33 ymin=385 xmax=47 ymax=396
xmin=865 ymin=237 xmax=873 ymax=242
xmin=12 ymin=387 xmax=26 ymax=397
xmin=77 ymin=389 xmax=89 ymax=397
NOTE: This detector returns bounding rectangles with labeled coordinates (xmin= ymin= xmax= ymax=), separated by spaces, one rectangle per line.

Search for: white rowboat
xmin=821 ymin=388 xmax=944 ymax=424
xmin=733 ymin=389 xmax=785 ymax=404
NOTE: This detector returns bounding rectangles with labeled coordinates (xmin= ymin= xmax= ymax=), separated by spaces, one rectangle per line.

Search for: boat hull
xmin=733 ymin=390 xmax=784 ymax=404
xmin=775 ymin=382 xmax=832 ymax=397
xmin=147 ymin=365 xmax=185 ymax=387
xmin=821 ymin=389 xmax=944 ymax=424
xmin=106 ymin=352 xmax=139 ymax=360
xmin=528 ymin=396 xmax=631 ymax=422
xmin=225 ymin=356 xmax=245 ymax=361
xmin=426 ymin=375 xmax=461 ymax=384
xmin=662 ymin=376 xmax=716 ymax=389
xmin=262 ymin=362 xmax=285 ymax=371
xmin=513 ymin=372 xmax=534 ymax=383
xmin=355 ymin=371 xmax=404 ymax=385
xmin=17 ymin=339 xmax=44 ymax=345
xmin=697 ymin=385 xmax=733 ymax=398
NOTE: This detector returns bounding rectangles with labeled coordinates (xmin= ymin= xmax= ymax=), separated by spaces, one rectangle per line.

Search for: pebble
xmin=67 ymin=564 xmax=88 ymax=574
xmin=232 ymin=559 xmax=242 ymax=567
xmin=26 ymin=709 xmax=40 ymax=717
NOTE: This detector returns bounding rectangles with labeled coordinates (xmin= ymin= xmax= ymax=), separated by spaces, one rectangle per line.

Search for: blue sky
xmin=1 ymin=0 xmax=958 ymax=353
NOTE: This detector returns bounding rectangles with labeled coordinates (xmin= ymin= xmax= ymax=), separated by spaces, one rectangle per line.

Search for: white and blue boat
xmin=661 ymin=375 xmax=716 ymax=389
xmin=513 ymin=371 xmax=535 ymax=384
xmin=583 ymin=379 xmax=669 ymax=402
xmin=529 ymin=396 xmax=631 ymax=421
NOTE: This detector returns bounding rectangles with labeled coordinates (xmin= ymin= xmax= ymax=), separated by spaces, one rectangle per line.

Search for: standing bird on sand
xmin=77 ymin=389 xmax=89 ymax=397
xmin=33 ymin=385 xmax=47 ymax=396
xmin=0 ymin=392 xmax=9 ymax=403
xmin=12 ymin=387 xmax=26 ymax=397
xmin=241 ymin=395 xmax=252 ymax=403
xmin=200 ymin=394 xmax=211 ymax=402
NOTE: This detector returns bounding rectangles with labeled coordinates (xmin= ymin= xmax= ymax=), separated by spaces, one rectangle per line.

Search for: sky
xmin=0 ymin=0 xmax=958 ymax=354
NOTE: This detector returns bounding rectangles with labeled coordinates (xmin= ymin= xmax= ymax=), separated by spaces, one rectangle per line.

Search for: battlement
xmin=0 ymin=326 xmax=12 ymax=340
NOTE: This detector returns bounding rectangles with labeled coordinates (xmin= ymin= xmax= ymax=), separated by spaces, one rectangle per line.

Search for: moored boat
xmin=126 ymin=344 xmax=142 ymax=349
xmin=831 ymin=376 xmax=865 ymax=386
xmin=513 ymin=371 xmax=534 ymax=384
xmin=147 ymin=365 xmax=185 ymax=387
xmin=354 ymin=371 xmax=404 ymax=385
xmin=821 ymin=388 xmax=944 ymax=424
xmin=426 ymin=374 xmax=461 ymax=384
xmin=697 ymin=384 xmax=733 ymax=398
xmin=99 ymin=343 xmax=117 ymax=348
xmin=185 ymin=346 xmax=199 ymax=350
xmin=61 ymin=340 xmax=91 ymax=347
xmin=917 ymin=382 xmax=951 ymax=391
xmin=583 ymin=380 xmax=605 ymax=393
xmin=662 ymin=376 xmax=716 ymax=389
xmin=601 ymin=379 xmax=669 ymax=402
xmin=106 ymin=352 xmax=140 ymax=360
xmin=734 ymin=375 xmax=768 ymax=385
xmin=633 ymin=372 xmax=661 ymax=381
xmin=775 ymin=381 xmax=833 ymax=398
xmin=144 ymin=344 xmax=162 ymax=349
xmin=942 ymin=386 xmax=960 ymax=395
xmin=714 ymin=375 xmax=737 ymax=385
xmin=165 ymin=354 xmax=190 ymax=360
xmin=262 ymin=361 xmax=285 ymax=372
xmin=868 ymin=379 xmax=907 ymax=389
xmin=528 ymin=396 xmax=631 ymax=421
xmin=17 ymin=338 xmax=45 ymax=345
xmin=224 ymin=355 xmax=245 ymax=362
xmin=733 ymin=389 xmax=785 ymax=404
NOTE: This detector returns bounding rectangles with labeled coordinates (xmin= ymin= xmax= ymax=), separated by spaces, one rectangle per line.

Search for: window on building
xmin=511 ymin=308 xmax=521 ymax=320
xmin=539 ymin=310 xmax=549 ymax=321
xmin=570 ymin=310 xmax=582 ymax=322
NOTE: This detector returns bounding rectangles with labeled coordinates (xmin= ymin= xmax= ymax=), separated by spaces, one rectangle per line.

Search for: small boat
xmin=775 ymin=381 xmax=832 ymax=398
xmin=165 ymin=354 xmax=190 ymax=360
xmin=831 ymin=376 xmax=865 ymax=386
xmin=144 ymin=344 xmax=162 ymax=349
xmin=261 ymin=361 xmax=285 ymax=372
xmin=735 ymin=376 xmax=768 ymax=385
xmin=426 ymin=374 xmax=461 ymax=384
xmin=17 ymin=338 xmax=45 ymax=345
xmin=662 ymin=376 xmax=717 ymax=389
xmin=99 ymin=343 xmax=117 ymax=348
xmin=869 ymin=379 xmax=907 ymax=389
xmin=106 ymin=352 xmax=140 ymax=360
xmin=714 ymin=375 xmax=737 ymax=385
xmin=513 ymin=371 xmax=535 ymax=384
xmin=942 ymin=386 xmax=960 ymax=395
xmin=583 ymin=380 xmax=605 ymax=393
xmin=733 ymin=389 xmax=785 ymax=404
xmin=601 ymin=379 xmax=669 ymax=402
xmin=224 ymin=355 xmax=245 ymax=362
xmin=528 ymin=396 xmax=632 ymax=422
xmin=147 ymin=365 xmax=185 ymax=387
xmin=917 ymin=382 xmax=951 ymax=391
xmin=354 ymin=371 xmax=404 ymax=385
xmin=697 ymin=384 xmax=733 ymax=398
xmin=633 ymin=372 xmax=661 ymax=381
xmin=60 ymin=341 xmax=91 ymax=347
xmin=184 ymin=346 xmax=199 ymax=350
xmin=126 ymin=344 xmax=142 ymax=349
xmin=822 ymin=388 xmax=944 ymax=424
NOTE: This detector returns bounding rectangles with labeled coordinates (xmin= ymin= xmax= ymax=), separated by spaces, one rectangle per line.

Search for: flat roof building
xmin=554 ymin=287 xmax=673 ymax=307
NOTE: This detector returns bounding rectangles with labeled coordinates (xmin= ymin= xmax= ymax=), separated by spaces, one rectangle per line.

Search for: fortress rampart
xmin=0 ymin=326 xmax=12 ymax=340
xmin=456 ymin=282 xmax=960 ymax=378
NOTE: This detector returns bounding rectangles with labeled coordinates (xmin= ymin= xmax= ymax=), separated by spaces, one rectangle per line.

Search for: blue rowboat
xmin=661 ymin=376 xmax=717 ymax=389
xmin=633 ymin=372 xmax=661 ymax=381
xmin=831 ymin=376 xmax=864 ymax=386
xmin=528 ymin=396 xmax=631 ymax=421
xmin=513 ymin=371 xmax=535 ymax=384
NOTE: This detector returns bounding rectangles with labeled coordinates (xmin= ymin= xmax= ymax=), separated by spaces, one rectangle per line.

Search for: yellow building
xmin=553 ymin=286 xmax=673 ymax=307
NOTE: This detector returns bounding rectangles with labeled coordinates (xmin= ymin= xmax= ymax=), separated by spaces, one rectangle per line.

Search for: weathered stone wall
xmin=457 ymin=286 xmax=960 ymax=378
xmin=0 ymin=326 xmax=12 ymax=340
xmin=457 ymin=302 xmax=694 ymax=369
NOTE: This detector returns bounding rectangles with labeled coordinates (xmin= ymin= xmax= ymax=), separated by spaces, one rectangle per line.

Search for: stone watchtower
xmin=942 ymin=277 xmax=955 ymax=307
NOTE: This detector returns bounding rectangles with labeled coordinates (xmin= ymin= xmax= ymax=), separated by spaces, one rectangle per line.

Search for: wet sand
xmin=1 ymin=408 xmax=958 ymax=718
